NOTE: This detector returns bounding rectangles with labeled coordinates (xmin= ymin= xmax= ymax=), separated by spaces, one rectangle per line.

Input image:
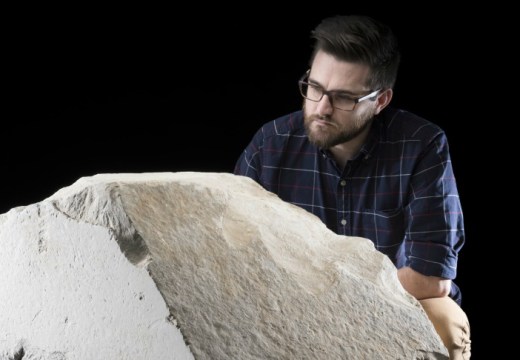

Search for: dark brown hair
xmin=310 ymin=15 xmax=401 ymax=90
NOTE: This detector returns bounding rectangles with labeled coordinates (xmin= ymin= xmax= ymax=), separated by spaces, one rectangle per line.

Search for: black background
xmin=5 ymin=6 xmax=491 ymax=356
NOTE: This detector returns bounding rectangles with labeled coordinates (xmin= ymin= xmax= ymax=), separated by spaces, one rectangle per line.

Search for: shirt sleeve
xmin=403 ymin=132 xmax=465 ymax=280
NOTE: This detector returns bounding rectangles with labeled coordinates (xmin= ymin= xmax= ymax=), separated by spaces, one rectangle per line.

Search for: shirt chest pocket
xmin=352 ymin=207 xmax=405 ymax=252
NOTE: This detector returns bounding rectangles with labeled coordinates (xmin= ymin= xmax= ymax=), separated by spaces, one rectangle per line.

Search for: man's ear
xmin=375 ymin=88 xmax=393 ymax=115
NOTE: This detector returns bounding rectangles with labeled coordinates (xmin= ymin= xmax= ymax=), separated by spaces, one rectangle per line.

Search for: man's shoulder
xmin=259 ymin=110 xmax=305 ymax=139
xmin=379 ymin=107 xmax=445 ymax=142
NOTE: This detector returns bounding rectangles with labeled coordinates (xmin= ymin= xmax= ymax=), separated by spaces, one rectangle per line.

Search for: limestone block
xmin=0 ymin=172 xmax=448 ymax=359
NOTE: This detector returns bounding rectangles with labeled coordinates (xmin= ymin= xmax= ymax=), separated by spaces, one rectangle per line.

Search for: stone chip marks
xmin=0 ymin=172 xmax=448 ymax=359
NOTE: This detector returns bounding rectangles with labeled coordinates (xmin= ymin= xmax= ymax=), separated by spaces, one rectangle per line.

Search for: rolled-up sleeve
xmin=404 ymin=133 xmax=465 ymax=280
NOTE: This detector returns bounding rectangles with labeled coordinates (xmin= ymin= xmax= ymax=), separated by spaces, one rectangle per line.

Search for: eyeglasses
xmin=298 ymin=71 xmax=381 ymax=111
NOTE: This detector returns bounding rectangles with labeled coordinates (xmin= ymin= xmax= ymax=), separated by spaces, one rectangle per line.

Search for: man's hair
xmin=310 ymin=15 xmax=401 ymax=90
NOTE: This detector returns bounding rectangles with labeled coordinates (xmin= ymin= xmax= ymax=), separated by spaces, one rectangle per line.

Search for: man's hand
xmin=397 ymin=266 xmax=451 ymax=300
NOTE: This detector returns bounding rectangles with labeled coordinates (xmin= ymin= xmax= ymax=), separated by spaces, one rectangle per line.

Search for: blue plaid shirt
xmin=234 ymin=107 xmax=465 ymax=304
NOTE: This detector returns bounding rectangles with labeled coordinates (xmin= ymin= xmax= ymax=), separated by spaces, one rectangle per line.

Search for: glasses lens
xmin=300 ymin=81 xmax=356 ymax=110
xmin=330 ymin=93 xmax=356 ymax=111
xmin=300 ymin=82 xmax=322 ymax=102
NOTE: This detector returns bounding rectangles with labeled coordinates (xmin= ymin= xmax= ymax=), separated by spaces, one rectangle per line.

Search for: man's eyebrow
xmin=307 ymin=77 xmax=361 ymax=96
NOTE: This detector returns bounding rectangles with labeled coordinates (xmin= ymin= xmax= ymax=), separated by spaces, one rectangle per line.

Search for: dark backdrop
xmin=5 ymin=7 xmax=488 ymax=356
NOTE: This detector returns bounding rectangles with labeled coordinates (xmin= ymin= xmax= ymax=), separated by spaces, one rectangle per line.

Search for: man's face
xmin=303 ymin=50 xmax=381 ymax=149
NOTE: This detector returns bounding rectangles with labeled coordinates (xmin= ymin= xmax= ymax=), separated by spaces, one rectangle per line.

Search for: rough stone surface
xmin=0 ymin=172 xmax=448 ymax=359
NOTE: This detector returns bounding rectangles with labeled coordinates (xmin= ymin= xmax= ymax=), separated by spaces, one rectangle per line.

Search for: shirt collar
xmin=356 ymin=115 xmax=382 ymax=161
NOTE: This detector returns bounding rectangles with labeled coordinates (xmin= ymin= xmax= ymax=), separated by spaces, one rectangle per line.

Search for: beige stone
xmin=0 ymin=172 xmax=448 ymax=359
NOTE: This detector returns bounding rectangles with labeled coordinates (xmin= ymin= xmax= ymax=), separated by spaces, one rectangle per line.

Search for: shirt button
xmin=340 ymin=180 xmax=347 ymax=186
xmin=341 ymin=219 xmax=347 ymax=226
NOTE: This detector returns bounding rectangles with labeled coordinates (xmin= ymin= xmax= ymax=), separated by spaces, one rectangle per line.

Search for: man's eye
xmin=333 ymin=93 xmax=354 ymax=101
xmin=308 ymin=85 xmax=322 ymax=94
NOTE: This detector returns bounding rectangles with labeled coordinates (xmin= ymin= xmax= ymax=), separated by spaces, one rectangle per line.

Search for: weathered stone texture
xmin=0 ymin=172 xmax=448 ymax=359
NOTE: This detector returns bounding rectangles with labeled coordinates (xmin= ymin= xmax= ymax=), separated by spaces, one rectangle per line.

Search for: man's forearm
xmin=397 ymin=266 xmax=451 ymax=300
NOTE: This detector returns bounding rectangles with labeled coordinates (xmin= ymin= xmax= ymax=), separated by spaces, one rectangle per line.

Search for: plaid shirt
xmin=234 ymin=107 xmax=465 ymax=304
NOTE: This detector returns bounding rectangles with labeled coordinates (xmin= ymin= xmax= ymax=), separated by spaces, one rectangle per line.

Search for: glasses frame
xmin=298 ymin=71 xmax=381 ymax=111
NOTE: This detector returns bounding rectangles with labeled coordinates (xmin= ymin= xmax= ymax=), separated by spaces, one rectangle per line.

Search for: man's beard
xmin=303 ymin=105 xmax=376 ymax=149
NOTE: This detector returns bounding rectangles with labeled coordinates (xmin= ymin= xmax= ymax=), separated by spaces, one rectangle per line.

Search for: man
xmin=234 ymin=15 xmax=470 ymax=359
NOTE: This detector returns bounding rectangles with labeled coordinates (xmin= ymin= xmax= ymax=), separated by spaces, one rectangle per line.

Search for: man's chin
xmin=304 ymin=115 xmax=336 ymax=148
xmin=308 ymin=128 xmax=334 ymax=148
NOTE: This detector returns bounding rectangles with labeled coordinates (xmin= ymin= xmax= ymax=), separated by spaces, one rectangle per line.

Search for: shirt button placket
xmin=339 ymin=179 xmax=348 ymax=229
